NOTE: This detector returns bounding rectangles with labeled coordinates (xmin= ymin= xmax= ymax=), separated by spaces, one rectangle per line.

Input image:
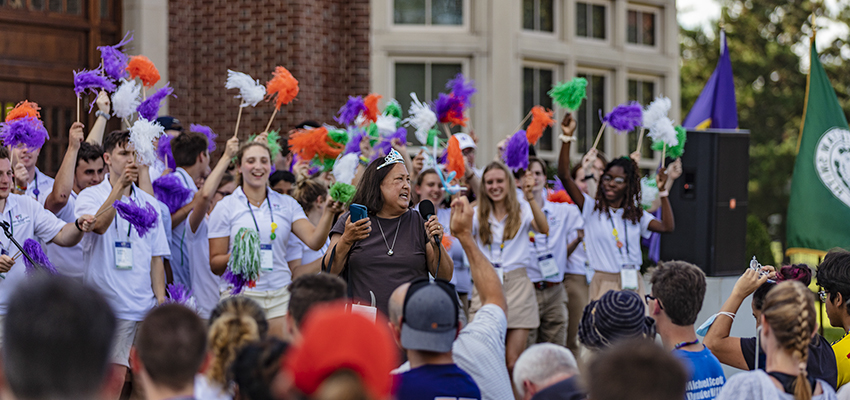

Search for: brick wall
xmin=168 ymin=0 xmax=370 ymax=154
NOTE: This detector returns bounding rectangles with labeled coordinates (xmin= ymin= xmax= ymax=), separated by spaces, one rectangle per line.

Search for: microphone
xmin=419 ymin=200 xmax=439 ymax=244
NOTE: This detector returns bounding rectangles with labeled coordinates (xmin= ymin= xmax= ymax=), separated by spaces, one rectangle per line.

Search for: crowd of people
xmin=1 ymin=90 xmax=850 ymax=400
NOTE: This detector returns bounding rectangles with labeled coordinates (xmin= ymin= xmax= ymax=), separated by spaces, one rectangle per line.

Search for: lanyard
xmin=33 ymin=174 xmax=39 ymax=199
xmin=608 ymin=210 xmax=629 ymax=256
xmin=114 ymin=187 xmax=135 ymax=239
xmin=488 ymin=240 xmax=505 ymax=265
xmin=246 ymin=189 xmax=277 ymax=241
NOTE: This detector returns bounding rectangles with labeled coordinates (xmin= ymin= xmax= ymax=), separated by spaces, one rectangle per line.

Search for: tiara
xmin=377 ymin=149 xmax=404 ymax=170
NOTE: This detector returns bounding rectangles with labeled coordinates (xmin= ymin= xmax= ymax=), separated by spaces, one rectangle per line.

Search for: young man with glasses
xmin=814 ymin=249 xmax=850 ymax=389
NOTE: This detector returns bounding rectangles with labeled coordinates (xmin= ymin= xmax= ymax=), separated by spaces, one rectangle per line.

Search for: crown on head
xmin=377 ymin=148 xmax=405 ymax=170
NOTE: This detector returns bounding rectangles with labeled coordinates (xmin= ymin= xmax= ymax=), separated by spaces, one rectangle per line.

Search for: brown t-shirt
xmin=330 ymin=209 xmax=429 ymax=316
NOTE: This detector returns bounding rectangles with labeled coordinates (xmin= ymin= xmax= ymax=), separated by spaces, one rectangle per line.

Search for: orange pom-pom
xmin=446 ymin=135 xmax=465 ymax=178
xmin=547 ymin=189 xmax=573 ymax=204
xmin=526 ymin=106 xmax=555 ymax=145
xmin=5 ymin=101 xmax=41 ymax=122
xmin=126 ymin=55 xmax=161 ymax=88
xmin=441 ymin=234 xmax=452 ymax=250
xmin=288 ymin=127 xmax=344 ymax=161
xmin=363 ymin=93 xmax=382 ymax=123
xmin=266 ymin=66 xmax=299 ymax=110
xmin=444 ymin=110 xmax=467 ymax=127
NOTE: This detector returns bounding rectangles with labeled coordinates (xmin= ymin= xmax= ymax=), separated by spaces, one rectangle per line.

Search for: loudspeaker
xmin=659 ymin=129 xmax=750 ymax=276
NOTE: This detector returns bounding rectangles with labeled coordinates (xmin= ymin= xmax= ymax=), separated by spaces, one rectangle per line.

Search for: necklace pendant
xmin=616 ymin=241 xmax=624 ymax=249
xmin=387 ymin=249 xmax=394 ymax=256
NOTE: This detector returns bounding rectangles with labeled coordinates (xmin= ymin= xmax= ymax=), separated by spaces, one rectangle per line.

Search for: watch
xmin=95 ymin=110 xmax=111 ymax=120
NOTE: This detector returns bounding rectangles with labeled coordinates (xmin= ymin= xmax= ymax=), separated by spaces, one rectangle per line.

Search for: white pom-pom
xmin=647 ymin=117 xmax=679 ymax=147
xmin=129 ymin=118 xmax=165 ymax=166
xmin=404 ymin=93 xmax=437 ymax=145
xmin=333 ymin=153 xmax=359 ymax=185
xmin=640 ymin=177 xmax=658 ymax=209
xmin=642 ymin=96 xmax=671 ymax=129
xmin=376 ymin=114 xmax=399 ymax=137
xmin=112 ymin=79 xmax=141 ymax=120
xmin=225 ymin=70 xmax=266 ymax=108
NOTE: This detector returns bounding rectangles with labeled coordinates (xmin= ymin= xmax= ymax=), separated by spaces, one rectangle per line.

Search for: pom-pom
xmin=112 ymin=79 xmax=142 ymax=120
xmin=503 ymin=130 xmax=529 ymax=172
xmin=22 ymin=238 xmax=58 ymax=276
xmin=153 ymin=174 xmax=193 ymax=214
xmin=73 ymin=69 xmax=116 ymax=97
xmin=433 ymin=93 xmax=466 ymax=127
xmin=156 ymin=134 xmax=175 ymax=170
xmin=136 ymin=84 xmax=174 ymax=121
xmin=344 ymin=128 xmax=367 ymax=155
xmin=405 ymin=93 xmax=437 ymax=145
xmin=226 ymin=228 xmax=261 ymax=294
xmin=329 ymin=182 xmax=357 ymax=204
xmin=376 ymin=114 xmax=400 ymax=137
xmin=0 ymin=116 xmax=49 ymax=150
xmin=312 ymin=156 xmax=336 ymax=173
xmin=248 ymin=129 xmax=283 ymax=158
xmin=225 ymin=70 xmax=266 ymax=108
xmin=548 ymin=77 xmax=587 ymax=111
xmin=4 ymin=101 xmax=40 ymax=122
xmin=383 ymin=99 xmax=403 ymax=119
xmin=526 ymin=106 xmax=555 ymax=145
xmin=642 ymin=96 xmax=671 ymax=129
xmin=652 ymin=125 xmax=687 ymax=159
xmin=640 ymin=177 xmax=658 ymax=209
xmin=126 ymin=55 xmax=160 ymax=88
xmin=603 ymin=102 xmax=643 ymax=132
xmin=129 ymin=118 xmax=165 ymax=166
xmin=289 ymin=126 xmax=344 ymax=161
xmin=98 ymin=32 xmax=133 ymax=81
xmin=328 ymin=129 xmax=349 ymax=146
xmin=265 ymin=66 xmax=299 ymax=110
xmin=333 ymin=153 xmax=359 ymax=185
xmin=547 ymin=189 xmax=572 ymax=203
xmin=165 ymin=282 xmax=195 ymax=308
xmin=363 ymin=93 xmax=382 ymax=123
xmin=647 ymin=117 xmax=678 ymax=148
xmin=447 ymin=73 xmax=476 ymax=105
xmin=373 ymin=128 xmax=407 ymax=158
xmin=190 ymin=124 xmax=218 ymax=153
xmin=335 ymin=96 xmax=366 ymax=126
xmin=426 ymin=129 xmax=441 ymax=147
xmin=113 ymin=199 xmax=160 ymax=237
xmin=441 ymin=234 xmax=453 ymax=250
xmin=446 ymin=135 xmax=465 ymax=178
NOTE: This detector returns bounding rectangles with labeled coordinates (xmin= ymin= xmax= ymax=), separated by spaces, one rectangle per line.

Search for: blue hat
xmin=578 ymin=290 xmax=655 ymax=350
xmin=400 ymin=279 xmax=459 ymax=353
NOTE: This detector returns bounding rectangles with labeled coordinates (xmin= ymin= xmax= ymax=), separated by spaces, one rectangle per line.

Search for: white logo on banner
xmin=815 ymin=127 xmax=850 ymax=208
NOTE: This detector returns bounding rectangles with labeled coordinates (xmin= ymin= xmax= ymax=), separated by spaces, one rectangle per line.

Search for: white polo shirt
xmin=168 ymin=168 xmax=198 ymax=288
xmin=564 ymin=203 xmax=586 ymax=275
xmin=186 ymin=214 xmax=221 ymax=320
xmin=76 ymin=178 xmax=171 ymax=321
xmin=27 ymin=168 xmax=55 ymax=205
xmin=526 ymin=199 xmax=582 ymax=283
xmin=45 ymin=192 xmax=86 ymax=279
xmin=472 ymin=201 xmax=534 ymax=274
xmin=0 ymin=194 xmax=66 ymax=314
xmin=208 ymin=187 xmax=307 ymax=292
xmin=581 ymin=193 xmax=654 ymax=273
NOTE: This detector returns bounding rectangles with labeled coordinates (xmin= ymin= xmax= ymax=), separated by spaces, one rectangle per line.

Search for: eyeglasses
xmin=818 ymin=290 xmax=828 ymax=303
xmin=645 ymin=294 xmax=663 ymax=310
xmin=601 ymin=175 xmax=626 ymax=185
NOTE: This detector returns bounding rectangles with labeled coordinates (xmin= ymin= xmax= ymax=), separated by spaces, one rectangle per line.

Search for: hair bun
xmin=777 ymin=264 xmax=812 ymax=286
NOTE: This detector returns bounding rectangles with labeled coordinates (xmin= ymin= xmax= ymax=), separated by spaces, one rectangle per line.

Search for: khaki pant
xmin=563 ymin=273 xmax=589 ymax=357
xmin=528 ymin=282 xmax=567 ymax=347
xmin=469 ymin=267 xmax=540 ymax=329
xmin=589 ymin=270 xmax=647 ymax=301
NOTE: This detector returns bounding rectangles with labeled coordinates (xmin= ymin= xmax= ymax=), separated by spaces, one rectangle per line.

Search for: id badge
xmin=260 ymin=244 xmax=274 ymax=272
xmin=538 ymin=253 xmax=559 ymax=279
xmin=585 ymin=261 xmax=594 ymax=285
xmin=350 ymin=304 xmax=377 ymax=322
xmin=494 ymin=263 xmax=504 ymax=285
xmin=114 ymin=241 xmax=133 ymax=270
xmin=620 ymin=264 xmax=639 ymax=291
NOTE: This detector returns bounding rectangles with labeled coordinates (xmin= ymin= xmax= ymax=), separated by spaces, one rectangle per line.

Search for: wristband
xmin=95 ymin=110 xmax=111 ymax=120
xmin=658 ymin=190 xmax=669 ymax=198
xmin=74 ymin=218 xmax=83 ymax=231
xmin=358 ymin=155 xmax=369 ymax=167
xmin=15 ymin=185 xmax=26 ymax=192
xmin=559 ymin=134 xmax=577 ymax=143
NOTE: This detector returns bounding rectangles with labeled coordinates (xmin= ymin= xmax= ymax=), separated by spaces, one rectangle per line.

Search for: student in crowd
xmin=76 ymin=129 xmax=169 ymax=376
xmin=291 ymin=180 xmax=333 ymax=275
xmin=270 ymin=170 xmax=296 ymax=195
xmin=131 ymin=304 xmax=208 ymax=400
xmin=512 ymin=343 xmax=584 ymax=400
xmin=557 ymin=114 xmax=674 ymax=300
xmin=286 ymin=273 xmax=347 ymax=342
xmin=578 ymin=289 xmax=655 ymax=354
xmin=209 ymin=141 xmax=343 ymax=337
xmin=810 ymin=249 xmax=850 ymax=389
xmin=704 ymin=265 xmax=837 ymax=388
xmin=325 ymin=149 xmax=452 ymax=316
xmin=1 ymin=276 xmax=122 ymax=400
xmin=469 ymin=160 xmax=548 ymax=374
xmin=648 ymin=261 xmax=725 ymax=400
xmin=150 ymin=116 xmax=184 ymax=178
xmin=588 ymin=339 xmax=688 ymax=400
xmin=232 ymin=338 xmax=289 ymax=400
xmin=717 ymin=281 xmax=837 ymax=400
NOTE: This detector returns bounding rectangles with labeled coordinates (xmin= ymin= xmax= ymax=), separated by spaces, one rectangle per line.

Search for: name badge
xmin=260 ymin=244 xmax=274 ymax=272
xmin=620 ymin=264 xmax=639 ymax=291
xmin=350 ymin=304 xmax=377 ymax=322
xmin=585 ymin=261 xmax=594 ymax=285
xmin=494 ymin=263 xmax=504 ymax=285
xmin=115 ymin=241 xmax=133 ymax=270
xmin=538 ymin=253 xmax=559 ymax=279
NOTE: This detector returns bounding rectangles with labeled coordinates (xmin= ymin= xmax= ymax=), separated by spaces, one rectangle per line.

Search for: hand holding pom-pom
xmin=76 ymin=215 xmax=96 ymax=232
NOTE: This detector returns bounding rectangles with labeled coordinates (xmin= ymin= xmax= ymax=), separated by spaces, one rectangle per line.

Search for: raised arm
xmin=48 ymin=216 xmax=95 ymax=247
xmin=556 ymin=114 xmax=585 ymax=211
xmin=451 ymin=196 xmax=506 ymax=312
xmin=291 ymin=199 xmax=345 ymax=250
xmin=91 ymin=164 xmax=137 ymax=235
xmin=521 ymin=172 xmax=549 ymax=235
xmin=45 ymin=122 xmax=85 ymax=214
xmin=647 ymin=167 xmax=674 ymax=233
xmin=188 ymin=137 xmax=238 ymax=233
xmin=86 ymin=91 xmax=111 ymax=145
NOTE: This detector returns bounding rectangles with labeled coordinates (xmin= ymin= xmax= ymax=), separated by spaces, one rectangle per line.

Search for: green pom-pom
xmin=328 ymin=129 xmax=349 ymax=146
xmin=548 ymin=77 xmax=588 ymax=111
xmin=227 ymin=228 xmax=261 ymax=281
xmin=383 ymin=99 xmax=403 ymax=120
xmin=267 ymin=130 xmax=282 ymax=158
xmin=329 ymin=182 xmax=357 ymax=204
xmin=652 ymin=125 xmax=687 ymax=159
xmin=426 ymin=129 xmax=441 ymax=147
xmin=367 ymin=123 xmax=379 ymax=138
xmin=312 ymin=156 xmax=336 ymax=172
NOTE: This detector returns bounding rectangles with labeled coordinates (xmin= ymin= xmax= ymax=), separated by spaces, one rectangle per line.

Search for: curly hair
xmin=761 ymin=281 xmax=816 ymax=400
xmin=206 ymin=297 xmax=268 ymax=386
xmin=594 ymin=157 xmax=642 ymax=224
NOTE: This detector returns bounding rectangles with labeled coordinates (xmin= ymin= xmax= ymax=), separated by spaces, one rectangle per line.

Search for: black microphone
xmin=419 ymin=199 xmax=441 ymax=278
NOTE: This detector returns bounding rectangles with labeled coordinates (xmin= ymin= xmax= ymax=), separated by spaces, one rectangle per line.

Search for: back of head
xmin=578 ymin=290 xmax=654 ymax=350
xmin=231 ymin=338 xmax=289 ymax=400
xmin=400 ymin=279 xmax=459 ymax=353
xmin=136 ymin=304 xmax=207 ymax=391
xmin=815 ymin=249 xmax=850 ymax=309
xmin=587 ymin=339 xmax=687 ymax=400
xmin=314 ymin=370 xmax=375 ymax=400
xmin=3 ymin=276 xmax=116 ymax=400
xmin=650 ymin=261 xmax=706 ymax=326
xmin=753 ymin=264 xmax=812 ymax=312
xmin=270 ymin=170 xmax=296 ymax=188
xmin=292 ymin=179 xmax=329 ymax=214
xmin=287 ymin=274 xmax=347 ymax=328
xmin=762 ymin=281 xmax=817 ymax=400
xmin=208 ymin=297 xmax=269 ymax=386
xmin=171 ymin=131 xmax=209 ymax=168
xmin=513 ymin=343 xmax=578 ymax=398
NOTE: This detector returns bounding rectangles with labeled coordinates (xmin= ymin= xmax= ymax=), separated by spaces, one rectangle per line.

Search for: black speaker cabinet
xmin=659 ymin=129 xmax=750 ymax=276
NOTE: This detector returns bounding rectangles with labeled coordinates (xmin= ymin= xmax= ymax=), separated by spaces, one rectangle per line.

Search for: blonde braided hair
xmin=206 ymin=297 xmax=267 ymax=386
xmin=761 ymin=281 xmax=816 ymax=400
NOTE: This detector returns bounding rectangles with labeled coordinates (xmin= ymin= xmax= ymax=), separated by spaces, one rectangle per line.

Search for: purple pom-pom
xmin=156 ymin=134 xmax=175 ymax=170
xmin=73 ymin=69 xmax=116 ymax=97
xmin=503 ymin=130 xmax=529 ymax=172
xmin=189 ymin=124 xmax=217 ymax=153
xmin=222 ymin=270 xmax=251 ymax=294
xmin=345 ymin=128 xmax=367 ymax=155
xmin=98 ymin=32 xmax=133 ymax=81
xmin=373 ymin=127 xmax=407 ymax=158
xmin=152 ymin=174 xmax=193 ymax=214
xmin=447 ymin=73 xmax=476 ymax=105
xmin=166 ymin=282 xmax=193 ymax=304
xmin=113 ymin=199 xmax=160 ymax=237
xmin=0 ymin=116 xmax=49 ymax=150
xmin=603 ymin=102 xmax=643 ymax=132
xmin=432 ymin=93 xmax=464 ymax=123
xmin=335 ymin=96 xmax=366 ymax=126
xmin=22 ymin=238 xmax=58 ymax=276
xmin=137 ymin=84 xmax=174 ymax=121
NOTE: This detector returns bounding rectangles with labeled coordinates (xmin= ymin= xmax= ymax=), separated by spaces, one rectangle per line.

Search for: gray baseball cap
xmin=400 ymin=279 xmax=459 ymax=353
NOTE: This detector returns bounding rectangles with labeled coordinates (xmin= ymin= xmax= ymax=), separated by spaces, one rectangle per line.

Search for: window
xmin=576 ymin=2 xmax=606 ymax=40
xmin=575 ymin=72 xmax=606 ymax=154
xmin=394 ymin=61 xmax=463 ymax=140
xmin=394 ymin=0 xmax=463 ymax=26
xmin=3 ymin=0 xmax=82 ymax=14
xmin=522 ymin=66 xmax=555 ymax=151
xmin=627 ymin=9 xmax=656 ymax=46
xmin=627 ymin=77 xmax=658 ymax=158
xmin=523 ymin=0 xmax=554 ymax=33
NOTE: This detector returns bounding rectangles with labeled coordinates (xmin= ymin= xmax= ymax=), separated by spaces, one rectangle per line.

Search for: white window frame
xmin=522 ymin=61 xmax=560 ymax=158
xmin=521 ymin=0 xmax=559 ymax=37
xmin=572 ymin=66 xmax=612 ymax=160
xmin=625 ymin=4 xmax=661 ymax=52
xmin=627 ymin=73 xmax=663 ymax=167
xmin=573 ymin=0 xmax=610 ymax=45
xmin=388 ymin=55 xmax=471 ymax=112
xmin=389 ymin=0 xmax=470 ymax=32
